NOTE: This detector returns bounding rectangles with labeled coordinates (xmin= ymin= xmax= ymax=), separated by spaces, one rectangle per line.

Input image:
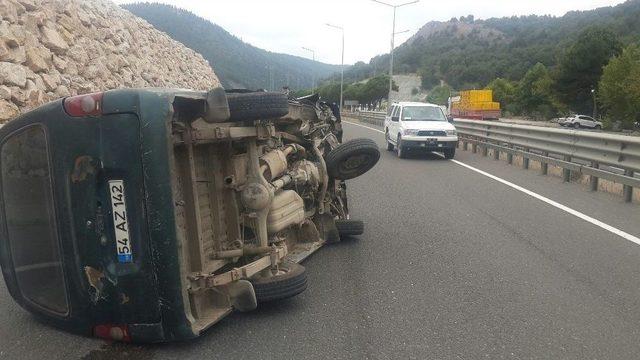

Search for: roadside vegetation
xmin=293 ymin=75 xmax=398 ymax=106
xmin=312 ymin=1 xmax=640 ymax=129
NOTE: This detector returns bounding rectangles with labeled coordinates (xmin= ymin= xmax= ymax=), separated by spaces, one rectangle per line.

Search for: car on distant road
xmin=559 ymin=115 xmax=603 ymax=129
xmin=384 ymin=102 xmax=458 ymax=159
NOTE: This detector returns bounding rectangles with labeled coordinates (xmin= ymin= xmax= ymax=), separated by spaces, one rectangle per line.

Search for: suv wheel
xmin=396 ymin=135 xmax=406 ymax=158
xmin=444 ymin=148 xmax=455 ymax=159
xmin=385 ymin=131 xmax=394 ymax=151
xmin=573 ymin=122 xmax=580 ymax=129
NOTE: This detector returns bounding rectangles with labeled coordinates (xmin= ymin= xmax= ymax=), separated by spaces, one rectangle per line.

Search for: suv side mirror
xmin=391 ymin=116 xmax=399 ymax=122
xmin=447 ymin=115 xmax=454 ymax=123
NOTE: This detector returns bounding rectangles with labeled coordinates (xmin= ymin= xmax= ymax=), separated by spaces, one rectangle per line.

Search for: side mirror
xmin=391 ymin=116 xmax=399 ymax=122
xmin=447 ymin=115 xmax=454 ymax=123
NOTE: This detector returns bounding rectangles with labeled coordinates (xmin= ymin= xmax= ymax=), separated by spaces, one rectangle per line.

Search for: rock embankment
xmin=0 ymin=0 xmax=220 ymax=122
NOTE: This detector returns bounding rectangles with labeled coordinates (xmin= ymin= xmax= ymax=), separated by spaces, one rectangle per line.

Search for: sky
xmin=114 ymin=0 xmax=626 ymax=65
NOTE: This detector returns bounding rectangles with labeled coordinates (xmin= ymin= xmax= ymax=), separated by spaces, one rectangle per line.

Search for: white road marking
xmin=342 ymin=120 xmax=640 ymax=246
xmin=344 ymin=120 xmax=385 ymax=134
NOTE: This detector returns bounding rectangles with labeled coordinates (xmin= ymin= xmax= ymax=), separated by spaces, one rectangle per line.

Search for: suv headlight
xmin=403 ymin=129 xmax=420 ymax=136
xmin=446 ymin=130 xmax=457 ymax=136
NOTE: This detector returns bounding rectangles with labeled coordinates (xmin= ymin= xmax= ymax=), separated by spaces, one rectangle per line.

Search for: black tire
xmin=397 ymin=135 xmax=406 ymax=158
xmin=226 ymin=91 xmax=289 ymax=122
xmin=325 ymin=138 xmax=380 ymax=180
xmin=444 ymin=148 xmax=456 ymax=159
xmin=250 ymin=261 xmax=307 ymax=303
xmin=595 ymin=125 xmax=602 ymax=130
xmin=335 ymin=219 xmax=364 ymax=237
xmin=573 ymin=122 xmax=580 ymax=129
xmin=385 ymin=131 xmax=395 ymax=151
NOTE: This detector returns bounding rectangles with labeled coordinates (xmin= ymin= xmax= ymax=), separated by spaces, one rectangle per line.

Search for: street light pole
xmin=591 ymin=88 xmax=598 ymax=119
xmin=302 ymin=46 xmax=316 ymax=93
xmin=371 ymin=0 xmax=419 ymax=104
xmin=326 ymin=23 xmax=345 ymax=109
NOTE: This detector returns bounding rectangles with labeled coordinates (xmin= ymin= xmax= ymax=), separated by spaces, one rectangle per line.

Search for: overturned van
xmin=0 ymin=88 xmax=379 ymax=342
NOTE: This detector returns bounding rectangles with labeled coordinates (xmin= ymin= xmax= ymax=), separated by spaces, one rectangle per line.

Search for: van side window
xmin=1 ymin=125 xmax=68 ymax=315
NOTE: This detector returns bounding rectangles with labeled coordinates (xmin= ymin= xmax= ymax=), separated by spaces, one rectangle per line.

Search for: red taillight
xmin=93 ymin=324 xmax=131 ymax=342
xmin=63 ymin=92 xmax=104 ymax=117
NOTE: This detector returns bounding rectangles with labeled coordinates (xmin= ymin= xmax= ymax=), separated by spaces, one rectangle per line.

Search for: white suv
xmin=560 ymin=115 xmax=603 ymax=129
xmin=384 ymin=102 xmax=459 ymax=159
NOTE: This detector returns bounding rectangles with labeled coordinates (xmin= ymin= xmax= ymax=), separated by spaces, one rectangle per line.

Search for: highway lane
xmin=2 ymin=121 xmax=640 ymax=359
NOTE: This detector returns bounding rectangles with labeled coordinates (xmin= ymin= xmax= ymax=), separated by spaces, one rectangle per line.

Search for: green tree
xmin=344 ymin=83 xmax=365 ymax=102
xmin=598 ymin=44 xmax=640 ymax=129
xmin=360 ymin=75 xmax=398 ymax=103
xmin=426 ymin=85 xmax=452 ymax=106
xmin=317 ymin=83 xmax=341 ymax=103
xmin=486 ymin=78 xmax=516 ymax=114
xmin=554 ymin=27 xmax=622 ymax=114
xmin=516 ymin=63 xmax=557 ymax=119
xmin=419 ymin=69 xmax=439 ymax=89
xmin=342 ymin=75 xmax=398 ymax=104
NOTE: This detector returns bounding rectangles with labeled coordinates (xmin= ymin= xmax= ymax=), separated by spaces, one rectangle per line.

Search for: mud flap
xmin=226 ymin=280 xmax=257 ymax=312
xmin=314 ymin=213 xmax=340 ymax=244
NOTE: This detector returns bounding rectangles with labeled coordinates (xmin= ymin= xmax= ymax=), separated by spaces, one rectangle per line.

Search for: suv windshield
xmin=402 ymin=106 xmax=446 ymax=122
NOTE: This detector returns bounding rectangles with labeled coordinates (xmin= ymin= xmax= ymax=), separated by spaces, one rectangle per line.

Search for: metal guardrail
xmin=454 ymin=119 xmax=639 ymax=202
xmin=342 ymin=112 xmax=638 ymax=202
xmin=343 ymin=111 xmax=385 ymax=127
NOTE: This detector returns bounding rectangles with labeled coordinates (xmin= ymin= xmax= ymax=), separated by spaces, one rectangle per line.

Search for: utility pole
xmin=326 ymin=23 xmax=345 ymax=109
xmin=591 ymin=88 xmax=598 ymax=119
xmin=302 ymin=47 xmax=316 ymax=93
xmin=371 ymin=0 xmax=419 ymax=103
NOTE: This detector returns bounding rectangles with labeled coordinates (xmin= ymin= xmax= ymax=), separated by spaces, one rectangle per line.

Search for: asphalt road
xmin=2 ymin=121 xmax=640 ymax=359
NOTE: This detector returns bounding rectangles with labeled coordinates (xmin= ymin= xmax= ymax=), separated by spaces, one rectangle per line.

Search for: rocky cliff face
xmin=0 ymin=0 xmax=220 ymax=122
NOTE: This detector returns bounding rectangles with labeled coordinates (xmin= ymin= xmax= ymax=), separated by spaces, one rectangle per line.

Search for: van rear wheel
xmin=250 ymin=261 xmax=307 ymax=303
xmin=226 ymin=91 xmax=289 ymax=122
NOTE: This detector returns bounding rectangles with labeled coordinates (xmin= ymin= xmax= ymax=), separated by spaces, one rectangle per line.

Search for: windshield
xmin=402 ymin=106 xmax=446 ymax=122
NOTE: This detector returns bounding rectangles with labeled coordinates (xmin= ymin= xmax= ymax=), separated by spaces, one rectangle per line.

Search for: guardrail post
xmin=472 ymin=141 xmax=477 ymax=154
xmin=507 ymin=146 xmax=513 ymax=165
xmin=563 ymin=155 xmax=571 ymax=182
xmin=623 ymin=169 xmax=634 ymax=203
xmin=493 ymin=146 xmax=499 ymax=160
xmin=522 ymin=148 xmax=529 ymax=170
xmin=541 ymin=152 xmax=548 ymax=175
xmin=590 ymin=162 xmax=599 ymax=192
xmin=463 ymin=140 xmax=468 ymax=151
xmin=482 ymin=144 xmax=488 ymax=157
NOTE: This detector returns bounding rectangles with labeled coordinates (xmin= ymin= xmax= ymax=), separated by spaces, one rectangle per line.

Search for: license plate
xmin=109 ymin=180 xmax=132 ymax=263
xmin=426 ymin=138 xmax=437 ymax=145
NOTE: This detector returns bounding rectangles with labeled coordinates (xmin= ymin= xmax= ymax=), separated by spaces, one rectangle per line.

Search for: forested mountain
xmin=334 ymin=0 xmax=640 ymax=90
xmin=123 ymin=3 xmax=340 ymax=89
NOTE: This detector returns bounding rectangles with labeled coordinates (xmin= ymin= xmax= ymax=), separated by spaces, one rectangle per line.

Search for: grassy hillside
xmin=123 ymin=3 xmax=340 ymax=90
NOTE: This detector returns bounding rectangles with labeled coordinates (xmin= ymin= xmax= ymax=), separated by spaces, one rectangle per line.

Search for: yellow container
xmin=462 ymin=90 xmax=493 ymax=103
